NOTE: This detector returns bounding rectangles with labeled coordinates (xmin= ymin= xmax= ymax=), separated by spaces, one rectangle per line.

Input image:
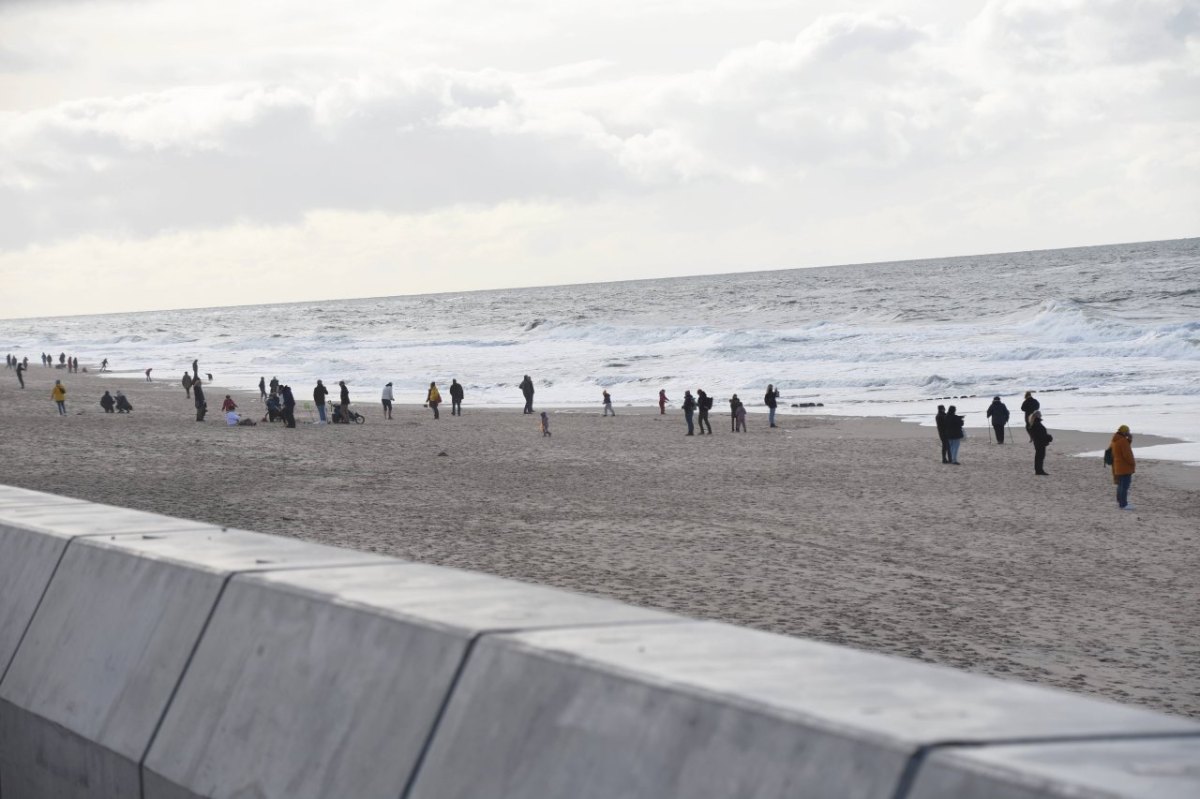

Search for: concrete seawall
xmin=1 ymin=484 xmax=1197 ymax=798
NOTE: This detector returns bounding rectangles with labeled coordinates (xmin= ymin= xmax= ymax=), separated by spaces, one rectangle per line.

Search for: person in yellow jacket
xmin=1110 ymin=425 xmax=1136 ymax=510
xmin=51 ymin=380 xmax=67 ymax=415
xmin=425 ymin=382 xmax=442 ymax=420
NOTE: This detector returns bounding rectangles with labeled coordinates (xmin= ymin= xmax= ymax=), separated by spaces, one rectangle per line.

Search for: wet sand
xmin=2 ymin=367 xmax=1197 ymax=719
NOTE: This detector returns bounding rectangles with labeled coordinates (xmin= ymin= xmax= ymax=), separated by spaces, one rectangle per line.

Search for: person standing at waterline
xmin=764 ymin=385 xmax=780 ymax=428
xmin=658 ymin=389 xmax=669 ymax=415
xmin=1111 ymin=425 xmax=1136 ymax=510
xmin=519 ymin=375 xmax=535 ymax=414
xmin=986 ymin=396 xmax=1010 ymax=444
xmin=944 ymin=405 xmax=964 ymax=464
xmin=313 ymin=380 xmax=328 ymax=424
xmin=51 ymin=380 xmax=67 ymax=415
xmin=1028 ymin=410 xmax=1052 ymax=476
xmin=602 ymin=389 xmax=615 ymax=416
xmin=449 ymin=379 xmax=464 ymax=416
xmin=935 ymin=405 xmax=950 ymax=463
xmin=381 ymin=382 xmax=394 ymax=420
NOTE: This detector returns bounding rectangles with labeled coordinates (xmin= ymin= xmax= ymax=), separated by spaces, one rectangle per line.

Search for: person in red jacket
xmin=221 ymin=395 xmax=237 ymax=413
xmin=1110 ymin=425 xmax=1136 ymax=510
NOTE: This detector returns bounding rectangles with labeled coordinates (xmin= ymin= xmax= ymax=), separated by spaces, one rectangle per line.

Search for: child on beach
xmin=734 ymin=397 xmax=747 ymax=433
xmin=51 ymin=380 xmax=67 ymax=415
xmin=602 ymin=390 xmax=615 ymax=416
xmin=221 ymin=395 xmax=237 ymax=413
xmin=658 ymin=389 xmax=669 ymax=414
xmin=540 ymin=411 xmax=551 ymax=437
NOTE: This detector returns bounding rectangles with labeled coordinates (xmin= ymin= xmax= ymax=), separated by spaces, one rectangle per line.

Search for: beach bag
xmin=1103 ymin=447 xmax=1113 ymax=466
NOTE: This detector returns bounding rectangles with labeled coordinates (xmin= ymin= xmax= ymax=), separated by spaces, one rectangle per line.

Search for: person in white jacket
xmin=381 ymin=382 xmax=394 ymax=420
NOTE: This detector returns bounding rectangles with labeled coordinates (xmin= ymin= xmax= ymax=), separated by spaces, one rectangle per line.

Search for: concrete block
xmin=0 ymin=528 xmax=388 ymax=799
xmin=143 ymin=563 xmax=679 ymax=799
xmin=409 ymin=621 xmax=1200 ymax=799
xmin=0 ymin=485 xmax=85 ymax=509
xmin=908 ymin=737 xmax=1200 ymax=799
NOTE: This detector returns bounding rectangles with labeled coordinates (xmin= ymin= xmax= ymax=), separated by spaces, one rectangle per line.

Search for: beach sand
xmin=2 ymin=367 xmax=1197 ymax=719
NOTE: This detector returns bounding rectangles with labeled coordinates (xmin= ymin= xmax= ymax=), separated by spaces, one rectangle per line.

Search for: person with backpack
xmin=1028 ymin=410 xmax=1052 ymax=475
xmin=682 ymin=390 xmax=696 ymax=436
xmin=1110 ymin=425 xmax=1136 ymax=509
xmin=944 ymin=405 xmax=964 ymax=464
xmin=449 ymin=379 xmax=464 ymax=416
xmin=425 ymin=381 xmax=441 ymax=419
xmin=764 ymin=385 xmax=780 ymax=428
xmin=696 ymin=389 xmax=713 ymax=434
xmin=986 ymin=396 xmax=1010 ymax=443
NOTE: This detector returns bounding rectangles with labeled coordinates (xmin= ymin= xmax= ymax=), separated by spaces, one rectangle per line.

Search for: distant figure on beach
xmin=728 ymin=394 xmax=743 ymax=433
xmin=182 ymin=372 xmax=192 ymax=397
xmin=658 ymin=389 xmax=669 ymax=414
xmin=51 ymin=380 xmax=67 ymax=415
xmin=144 ymin=368 xmax=153 ymax=382
xmin=259 ymin=376 xmax=267 ymax=401
xmin=193 ymin=379 xmax=207 ymax=421
xmin=59 ymin=353 xmax=66 ymax=367
xmin=313 ymin=380 xmax=328 ymax=424
xmin=192 ymin=359 xmax=199 ymax=380
xmin=339 ymin=381 xmax=351 ymax=423
xmin=1110 ymin=425 xmax=1135 ymax=510
xmin=986 ymin=396 xmax=1010 ymax=444
xmin=115 ymin=391 xmax=133 ymax=413
xmin=935 ymin=405 xmax=950 ymax=463
xmin=944 ymin=405 xmax=964 ymax=464
xmin=221 ymin=395 xmax=237 ymax=413
xmin=696 ymin=390 xmax=713 ymax=434
xmin=449 ymin=379 xmax=464 ymax=416
xmin=381 ymin=383 xmax=394 ymax=419
xmin=682 ymin=390 xmax=696 ymax=436
xmin=540 ymin=411 xmax=551 ymax=437
xmin=1021 ymin=391 xmax=1040 ymax=440
xmin=602 ymin=389 xmax=614 ymax=416
xmin=100 ymin=358 xmax=108 ymax=372
xmin=1028 ymin=410 xmax=1052 ymax=475
xmin=100 ymin=391 xmax=115 ymax=413
xmin=426 ymin=382 xmax=441 ymax=419
xmin=206 ymin=372 xmax=212 ymax=382
xmin=764 ymin=385 xmax=780 ymax=428
xmin=270 ymin=376 xmax=279 ymax=396
xmin=519 ymin=375 xmax=535 ymax=414
xmin=734 ymin=395 xmax=747 ymax=433
xmin=265 ymin=392 xmax=282 ymax=422
xmin=281 ymin=385 xmax=296 ymax=428
xmin=15 ymin=361 xmax=24 ymax=389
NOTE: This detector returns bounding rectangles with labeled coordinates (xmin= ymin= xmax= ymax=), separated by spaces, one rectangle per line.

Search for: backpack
xmin=1103 ymin=447 xmax=1113 ymax=466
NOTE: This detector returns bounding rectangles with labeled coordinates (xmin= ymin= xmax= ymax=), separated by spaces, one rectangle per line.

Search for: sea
xmin=4 ymin=238 xmax=1199 ymax=464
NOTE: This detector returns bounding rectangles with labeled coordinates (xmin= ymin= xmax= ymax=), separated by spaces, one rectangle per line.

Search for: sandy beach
xmin=1 ymin=366 xmax=1197 ymax=719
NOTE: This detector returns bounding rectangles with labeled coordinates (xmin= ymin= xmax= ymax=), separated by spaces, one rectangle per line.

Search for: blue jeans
xmin=56 ymin=401 xmax=66 ymax=415
xmin=1116 ymin=474 xmax=1132 ymax=507
xmin=684 ymin=410 xmax=694 ymax=434
xmin=317 ymin=404 xmax=327 ymax=422
xmin=768 ymin=407 xmax=777 ymax=427
xmin=948 ymin=438 xmax=961 ymax=462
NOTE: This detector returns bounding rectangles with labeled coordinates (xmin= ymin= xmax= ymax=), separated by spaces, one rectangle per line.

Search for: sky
xmin=1 ymin=0 xmax=1197 ymax=318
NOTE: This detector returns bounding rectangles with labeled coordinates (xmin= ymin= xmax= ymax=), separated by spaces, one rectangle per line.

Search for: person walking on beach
xmin=696 ymin=389 xmax=712 ymax=434
xmin=1021 ymin=391 xmax=1040 ymax=440
xmin=728 ymin=394 xmax=743 ymax=433
xmin=449 ymin=379 xmax=464 ymax=416
xmin=258 ymin=376 xmax=267 ymax=401
xmin=313 ymin=380 xmax=328 ymax=424
xmin=338 ymin=380 xmax=351 ymax=423
xmin=182 ymin=372 xmax=192 ymax=398
xmin=734 ymin=396 xmax=747 ymax=433
xmin=658 ymin=389 xmax=669 ymax=415
xmin=682 ymin=390 xmax=696 ymax=435
xmin=425 ymin=382 xmax=441 ymax=419
xmin=51 ymin=380 xmax=67 ymax=414
xmin=15 ymin=361 xmax=24 ymax=389
xmin=519 ymin=375 xmax=535 ymax=414
xmin=935 ymin=405 xmax=951 ymax=463
xmin=764 ymin=384 xmax=780 ymax=428
xmin=381 ymin=383 xmax=394 ymax=419
xmin=100 ymin=390 xmax=115 ymax=413
xmin=1110 ymin=425 xmax=1135 ymax=509
xmin=602 ymin=389 xmax=615 ymax=416
xmin=221 ymin=395 xmax=237 ymax=413
xmin=100 ymin=358 xmax=108 ymax=372
xmin=944 ymin=405 xmax=964 ymax=464
xmin=1028 ymin=410 xmax=1052 ymax=475
xmin=281 ymin=385 xmax=296 ymax=428
xmin=986 ymin=396 xmax=1010 ymax=444
xmin=144 ymin=368 xmax=153 ymax=381
xmin=193 ymin=379 xmax=207 ymax=421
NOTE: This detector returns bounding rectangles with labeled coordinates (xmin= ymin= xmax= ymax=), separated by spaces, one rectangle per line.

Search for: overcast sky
xmin=1 ymin=0 xmax=1197 ymax=318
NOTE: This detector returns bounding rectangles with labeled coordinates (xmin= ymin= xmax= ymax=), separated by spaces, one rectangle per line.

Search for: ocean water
xmin=4 ymin=238 xmax=1199 ymax=463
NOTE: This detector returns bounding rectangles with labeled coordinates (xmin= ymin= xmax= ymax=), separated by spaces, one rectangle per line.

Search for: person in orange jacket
xmin=51 ymin=380 xmax=67 ymax=415
xmin=425 ymin=381 xmax=442 ymax=419
xmin=1110 ymin=425 xmax=1136 ymax=510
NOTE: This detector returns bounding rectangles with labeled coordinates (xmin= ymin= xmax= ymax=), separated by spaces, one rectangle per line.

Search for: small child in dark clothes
xmin=540 ymin=411 xmax=551 ymax=437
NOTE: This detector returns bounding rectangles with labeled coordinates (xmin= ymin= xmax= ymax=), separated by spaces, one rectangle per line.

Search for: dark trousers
xmin=1116 ymin=474 xmax=1132 ymax=507
xmin=993 ymin=423 xmax=1005 ymax=444
xmin=195 ymin=404 xmax=206 ymax=421
xmin=1034 ymin=445 xmax=1047 ymax=474
xmin=523 ymin=394 xmax=533 ymax=414
xmin=698 ymin=409 xmax=711 ymax=434
xmin=940 ymin=437 xmax=950 ymax=463
xmin=283 ymin=407 xmax=296 ymax=428
xmin=430 ymin=401 xmax=440 ymax=419
xmin=684 ymin=410 xmax=694 ymax=435
xmin=452 ymin=399 xmax=461 ymax=415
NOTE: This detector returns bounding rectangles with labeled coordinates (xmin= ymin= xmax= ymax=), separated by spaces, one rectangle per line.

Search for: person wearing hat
xmin=381 ymin=382 xmax=394 ymax=420
xmin=1110 ymin=425 xmax=1136 ymax=510
xmin=1028 ymin=410 xmax=1052 ymax=475
xmin=986 ymin=395 xmax=1010 ymax=443
xmin=1020 ymin=391 xmax=1040 ymax=440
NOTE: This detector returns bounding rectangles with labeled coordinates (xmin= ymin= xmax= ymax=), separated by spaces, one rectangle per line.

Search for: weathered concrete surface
xmin=908 ymin=737 xmax=1200 ymax=799
xmin=143 ymin=563 xmax=680 ymax=799
xmin=409 ymin=621 xmax=1200 ymax=799
xmin=0 ymin=528 xmax=387 ymax=799
xmin=0 ymin=485 xmax=85 ymax=509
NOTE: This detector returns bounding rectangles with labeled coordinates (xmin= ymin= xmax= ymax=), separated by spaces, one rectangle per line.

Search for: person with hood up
xmin=944 ymin=405 xmax=965 ymax=464
xmin=935 ymin=405 xmax=951 ymax=463
xmin=193 ymin=379 xmax=207 ymax=421
xmin=281 ymin=385 xmax=296 ymax=428
xmin=764 ymin=385 xmax=780 ymax=428
xmin=449 ymin=379 xmax=464 ymax=416
xmin=519 ymin=375 xmax=535 ymax=414
xmin=986 ymin=396 xmax=1010 ymax=444
xmin=115 ymin=390 xmax=133 ymax=413
xmin=100 ymin=390 xmax=115 ymax=413
xmin=682 ymin=390 xmax=696 ymax=435
xmin=696 ymin=389 xmax=713 ymax=434
xmin=1028 ymin=410 xmax=1052 ymax=475
xmin=338 ymin=380 xmax=351 ymax=423
xmin=381 ymin=383 xmax=394 ymax=420
xmin=313 ymin=380 xmax=328 ymax=423
xmin=1110 ymin=425 xmax=1136 ymax=509
xmin=1021 ymin=391 xmax=1040 ymax=440
xmin=425 ymin=382 xmax=442 ymax=419
xmin=51 ymin=380 xmax=67 ymax=415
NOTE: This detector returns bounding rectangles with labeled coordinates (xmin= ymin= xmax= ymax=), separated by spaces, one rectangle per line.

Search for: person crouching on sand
xmin=425 ymin=382 xmax=441 ymax=419
xmin=51 ymin=380 xmax=67 ymax=415
xmin=1111 ymin=425 xmax=1135 ymax=510
xmin=1028 ymin=410 xmax=1052 ymax=475
xmin=540 ymin=411 xmax=551 ymax=437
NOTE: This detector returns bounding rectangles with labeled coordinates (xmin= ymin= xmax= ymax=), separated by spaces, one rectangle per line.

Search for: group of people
xmin=672 ymin=384 xmax=780 ymax=436
xmin=99 ymin=389 xmax=133 ymax=413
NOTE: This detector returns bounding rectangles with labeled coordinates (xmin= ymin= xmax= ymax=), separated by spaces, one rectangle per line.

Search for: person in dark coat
xmin=100 ymin=391 xmax=115 ymax=413
xmin=265 ymin=392 xmax=282 ymax=422
xmin=115 ymin=391 xmax=133 ymax=413
xmin=281 ymin=385 xmax=296 ymax=428
xmin=193 ymin=379 xmax=207 ymax=421
xmin=258 ymin=376 xmax=267 ymax=400
xmin=519 ymin=375 xmax=535 ymax=414
xmin=935 ymin=405 xmax=950 ymax=463
xmin=1021 ymin=391 xmax=1040 ymax=440
xmin=1028 ymin=410 xmax=1052 ymax=475
xmin=764 ymin=384 xmax=780 ymax=428
xmin=944 ymin=405 xmax=964 ymax=464
xmin=697 ymin=389 xmax=713 ymax=434
xmin=681 ymin=390 xmax=696 ymax=435
xmin=986 ymin=396 xmax=1010 ymax=444
xmin=15 ymin=361 xmax=24 ymax=389
xmin=182 ymin=372 xmax=192 ymax=398
xmin=313 ymin=380 xmax=328 ymax=423
xmin=339 ymin=380 xmax=351 ymax=423
xmin=449 ymin=379 xmax=464 ymax=416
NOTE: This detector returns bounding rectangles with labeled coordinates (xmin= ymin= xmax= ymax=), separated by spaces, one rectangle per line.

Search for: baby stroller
xmin=330 ymin=402 xmax=365 ymax=424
